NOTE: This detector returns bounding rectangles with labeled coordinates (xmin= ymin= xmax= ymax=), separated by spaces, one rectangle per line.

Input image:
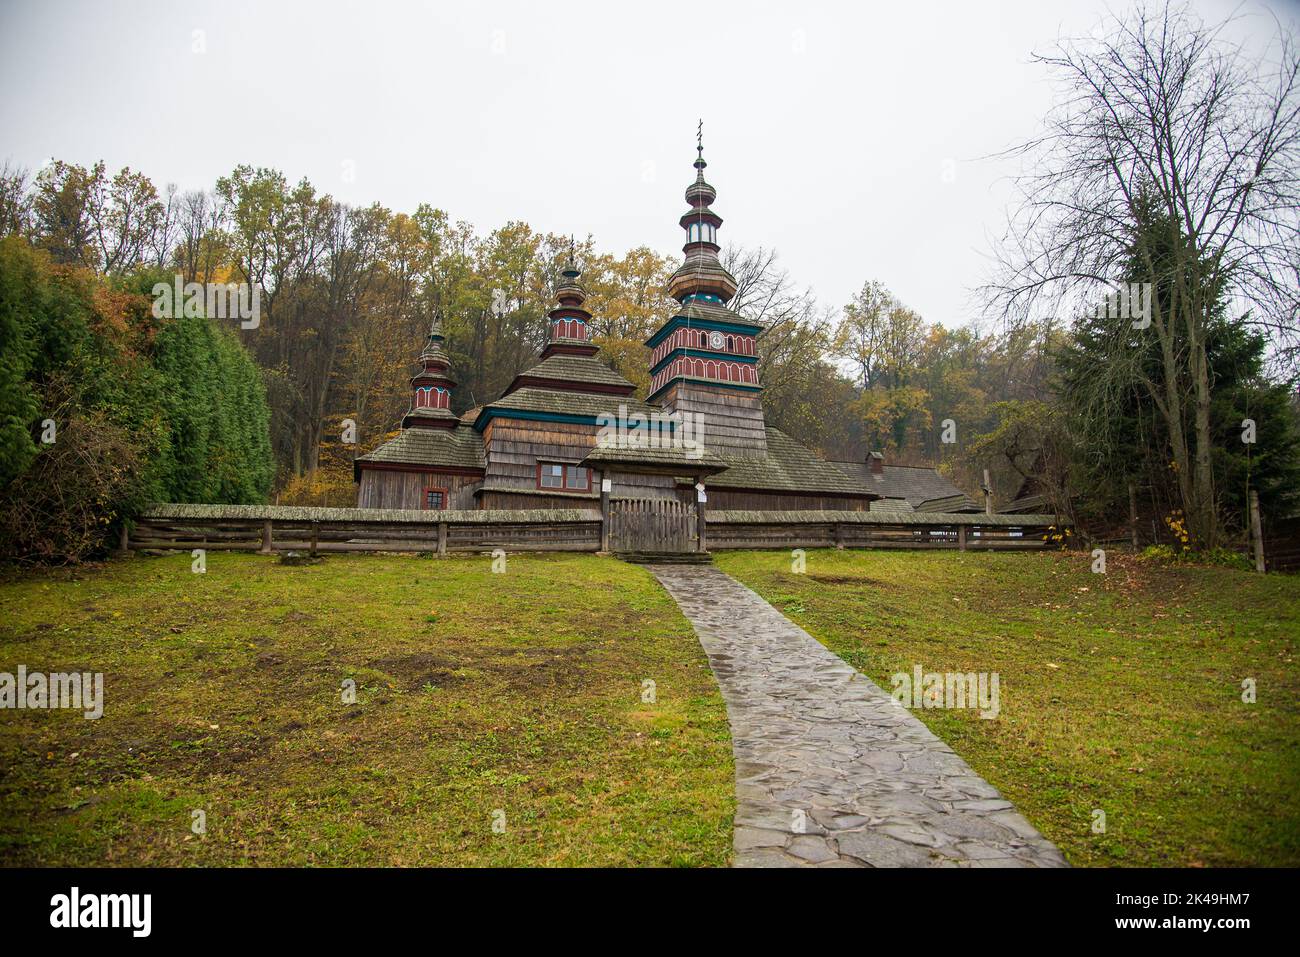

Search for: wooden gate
xmin=608 ymin=498 xmax=697 ymax=553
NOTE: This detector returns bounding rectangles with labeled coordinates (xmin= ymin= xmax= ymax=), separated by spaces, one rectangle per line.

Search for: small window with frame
xmin=424 ymin=487 xmax=448 ymax=510
xmin=564 ymin=465 xmax=590 ymax=491
xmin=537 ymin=462 xmax=590 ymax=491
xmin=539 ymin=463 xmax=565 ymax=489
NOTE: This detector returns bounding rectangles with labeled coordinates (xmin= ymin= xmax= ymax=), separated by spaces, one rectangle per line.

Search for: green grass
xmin=716 ymin=548 xmax=1300 ymax=868
xmin=0 ymin=552 xmax=733 ymax=866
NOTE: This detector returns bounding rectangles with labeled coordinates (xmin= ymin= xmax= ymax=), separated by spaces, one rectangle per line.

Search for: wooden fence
xmin=704 ymin=510 xmax=1066 ymax=552
xmin=1264 ymin=515 xmax=1300 ymax=573
xmin=608 ymin=498 xmax=696 ymax=553
xmin=129 ymin=504 xmax=602 ymax=555
xmin=127 ymin=504 xmax=1066 ymax=556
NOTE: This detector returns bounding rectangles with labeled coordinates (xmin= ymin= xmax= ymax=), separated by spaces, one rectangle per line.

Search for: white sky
xmin=1 ymin=0 xmax=1292 ymax=327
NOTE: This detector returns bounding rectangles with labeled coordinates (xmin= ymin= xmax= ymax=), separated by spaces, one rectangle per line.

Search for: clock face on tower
xmin=709 ymin=331 xmax=724 ymax=350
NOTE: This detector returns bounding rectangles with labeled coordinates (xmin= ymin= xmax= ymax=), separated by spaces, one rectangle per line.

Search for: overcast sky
xmin=1 ymin=0 xmax=1292 ymax=327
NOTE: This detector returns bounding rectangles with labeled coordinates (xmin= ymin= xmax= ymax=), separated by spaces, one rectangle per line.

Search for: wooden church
xmin=354 ymin=146 xmax=886 ymax=513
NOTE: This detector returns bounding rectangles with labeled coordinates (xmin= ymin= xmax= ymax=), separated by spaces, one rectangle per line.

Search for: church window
xmin=539 ymin=463 xmax=565 ymax=489
xmin=537 ymin=463 xmax=590 ymax=491
xmin=424 ymin=487 xmax=447 ymax=510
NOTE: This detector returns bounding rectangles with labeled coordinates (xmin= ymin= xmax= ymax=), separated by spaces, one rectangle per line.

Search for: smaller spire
xmin=561 ymin=235 xmax=579 ymax=279
xmin=696 ymin=118 xmax=705 ymax=170
xmin=419 ymin=308 xmax=448 ymax=360
xmin=544 ymin=241 xmax=595 ymax=354
xmin=405 ymin=308 xmax=457 ymax=429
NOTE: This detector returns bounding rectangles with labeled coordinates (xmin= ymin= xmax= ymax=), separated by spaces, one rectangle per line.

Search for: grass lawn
xmin=0 ymin=552 xmax=733 ymax=866
xmin=716 ymin=549 xmax=1300 ymax=868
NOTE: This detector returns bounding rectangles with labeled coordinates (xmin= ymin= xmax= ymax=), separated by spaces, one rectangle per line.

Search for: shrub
xmin=1139 ymin=543 xmax=1254 ymax=571
xmin=0 ymin=240 xmax=274 ymax=562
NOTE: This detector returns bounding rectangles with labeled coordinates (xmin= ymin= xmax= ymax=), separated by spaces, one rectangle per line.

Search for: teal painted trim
xmin=647 ymin=375 xmax=764 ymax=404
xmin=646 ymin=314 xmax=763 ymax=349
xmin=473 ymin=406 xmax=680 ymax=433
xmin=473 ymin=408 xmax=599 ymax=432
xmin=649 ymin=348 xmax=759 ymax=377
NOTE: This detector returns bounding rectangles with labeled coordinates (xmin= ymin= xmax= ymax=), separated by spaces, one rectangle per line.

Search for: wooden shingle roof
xmin=828 ymin=460 xmax=975 ymax=509
xmin=701 ymin=429 xmax=877 ymax=497
xmin=354 ymin=423 xmax=485 ymax=473
xmin=918 ymin=492 xmax=983 ymax=513
xmin=509 ymin=353 xmax=635 ymax=390
xmin=478 ymin=387 xmax=662 ymax=423
xmin=675 ymin=297 xmax=764 ymax=330
xmin=583 ymin=443 xmax=729 ymax=474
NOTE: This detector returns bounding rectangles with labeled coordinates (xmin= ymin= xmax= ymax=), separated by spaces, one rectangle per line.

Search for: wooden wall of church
xmin=356 ymin=469 xmax=481 ymax=510
xmin=608 ymin=470 xmax=688 ymax=502
xmin=477 ymin=490 xmax=599 ymax=510
xmin=481 ymin=418 xmax=602 ymax=507
xmin=657 ymin=382 xmax=769 ymax=457
xmin=701 ymin=488 xmax=872 ymax=512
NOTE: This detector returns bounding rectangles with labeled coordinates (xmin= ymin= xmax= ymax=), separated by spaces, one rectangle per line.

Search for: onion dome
xmin=685 ymin=153 xmax=717 ymax=207
xmin=543 ymin=245 xmax=597 ymax=355
xmin=417 ymin=311 xmax=452 ymax=368
xmin=666 ymin=139 xmax=738 ymax=303
xmin=403 ymin=311 xmax=458 ymax=429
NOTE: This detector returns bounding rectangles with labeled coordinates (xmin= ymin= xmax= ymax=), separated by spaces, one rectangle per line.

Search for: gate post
xmin=695 ymin=481 xmax=707 ymax=553
xmin=599 ymin=473 xmax=611 ymax=553
xmin=260 ymin=519 xmax=273 ymax=554
xmin=958 ymin=524 xmax=967 ymax=552
xmin=1250 ymin=489 xmax=1265 ymax=573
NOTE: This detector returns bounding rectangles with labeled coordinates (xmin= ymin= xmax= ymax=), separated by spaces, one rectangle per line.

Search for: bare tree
xmin=150 ymin=182 xmax=180 ymax=269
xmin=985 ymin=2 xmax=1300 ymax=546
xmin=723 ymin=243 xmax=826 ymax=386
xmin=0 ymin=160 xmax=32 ymax=237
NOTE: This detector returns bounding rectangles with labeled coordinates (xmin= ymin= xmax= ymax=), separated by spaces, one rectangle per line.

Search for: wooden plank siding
xmin=657 ymin=382 xmax=768 ymax=457
xmin=610 ymin=471 xmax=685 ymax=501
xmin=700 ymin=488 xmax=872 ymax=512
xmin=356 ymin=468 xmax=481 ymax=510
xmin=478 ymin=489 xmax=601 ymax=510
xmin=608 ymin=498 xmax=697 ymax=553
xmin=482 ymin=418 xmax=600 ymax=500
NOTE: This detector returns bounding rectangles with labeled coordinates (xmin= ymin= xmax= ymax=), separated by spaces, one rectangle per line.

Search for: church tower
xmin=540 ymin=253 xmax=600 ymax=360
xmin=646 ymin=137 xmax=767 ymax=457
xmin=402 ymin=314 xmax=459 ymax=429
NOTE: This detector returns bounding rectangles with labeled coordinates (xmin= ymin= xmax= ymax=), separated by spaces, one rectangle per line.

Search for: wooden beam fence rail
xmin=128 ymin=505 xmax=1067 ymax=556
xmin=703 ymin=511 xmax=1066 ymax=553
xmin=129 ymin=510 xmax=601 ymax=555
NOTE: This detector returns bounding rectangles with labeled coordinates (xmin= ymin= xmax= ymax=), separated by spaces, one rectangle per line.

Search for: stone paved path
xmin=646 ymin=563 xmax=1068 ymax=868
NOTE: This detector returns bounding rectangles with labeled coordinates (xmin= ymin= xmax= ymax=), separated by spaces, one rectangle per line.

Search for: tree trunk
xmin=1189 ymin=338 xmax=1217 ymax=547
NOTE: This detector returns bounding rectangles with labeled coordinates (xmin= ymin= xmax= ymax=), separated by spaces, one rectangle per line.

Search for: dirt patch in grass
xmin=0 ymin=552 xmax=734 ymax=867
xmin=808 ymin=574 xmax=885 ymax=586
